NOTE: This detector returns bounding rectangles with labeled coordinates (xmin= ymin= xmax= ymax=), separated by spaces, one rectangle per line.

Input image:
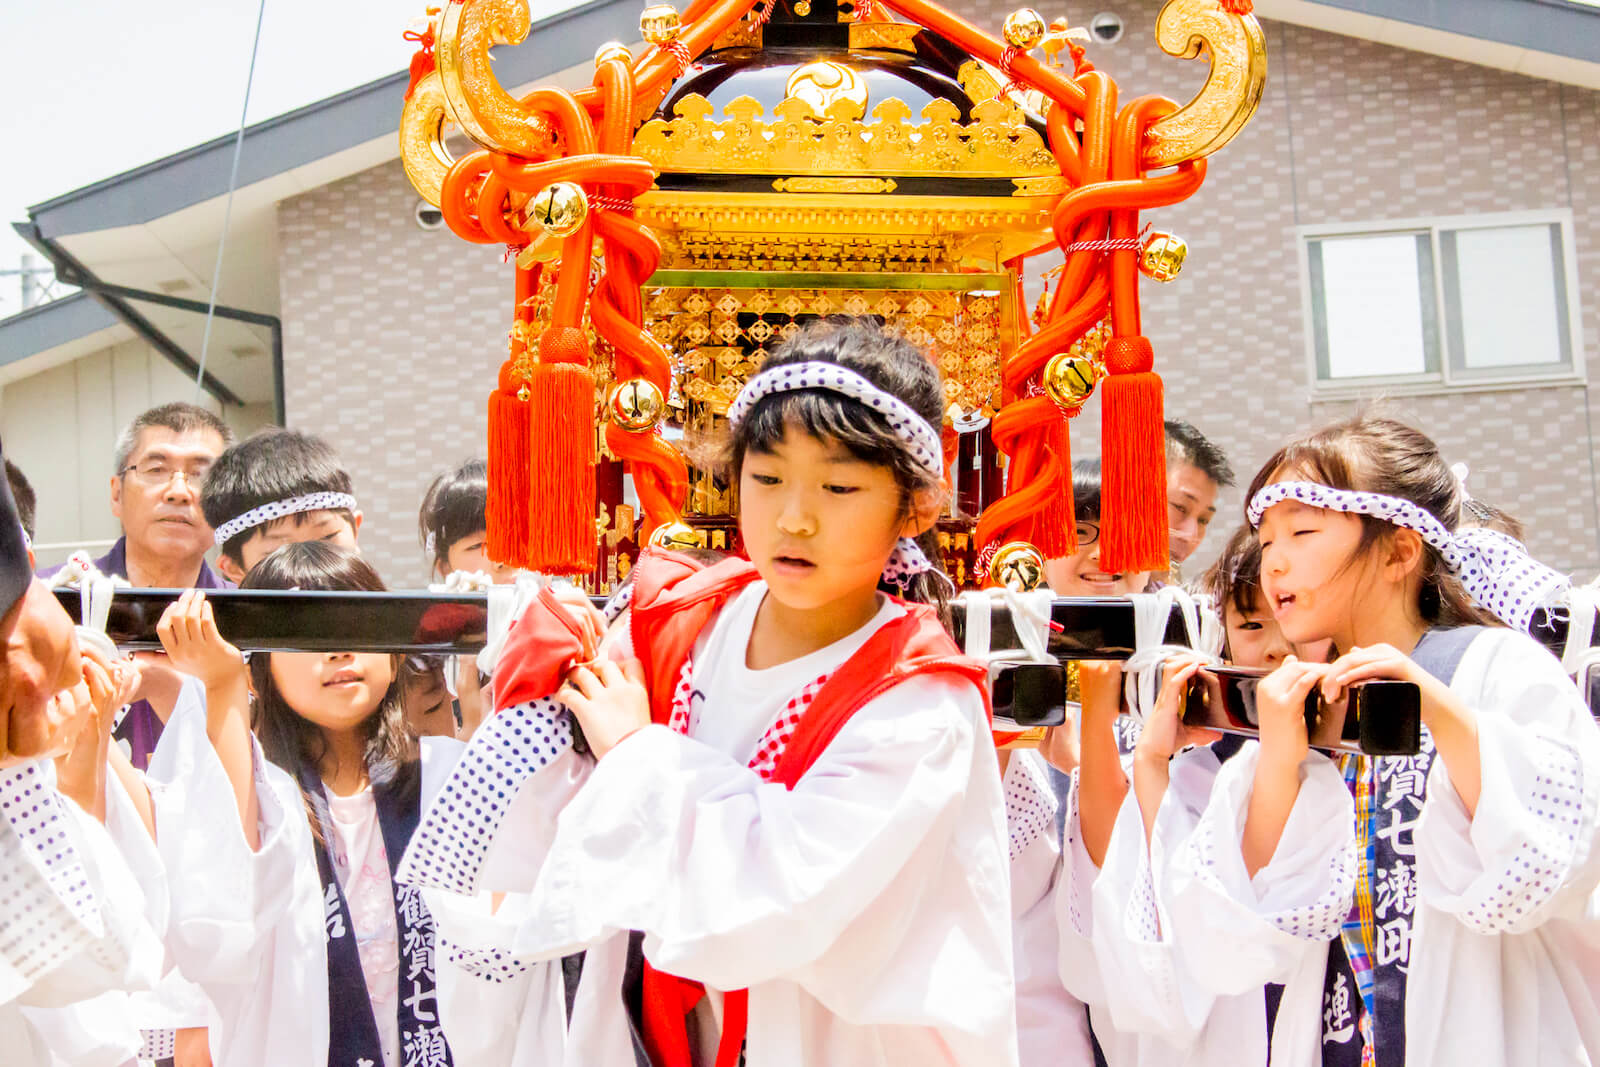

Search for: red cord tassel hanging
xmin=1034 ymin=417 xmax=1076 ymax=558
xmin=486 ymin=265 xmax=541 ymax=570
xmin=524 ymin=324 xmax=597 ymax=574
xmin=1098 ymin=335 xmax=1167 ymax=574
xmin=487 ymin=360 xmax=533 ymax=569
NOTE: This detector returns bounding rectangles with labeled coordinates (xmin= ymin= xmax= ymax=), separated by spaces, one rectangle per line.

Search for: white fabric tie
xmin=1557 ymin=579 xmax=1600 ymax=675
xmin=477 ymin=574 xmax=543 ymax=682
xmin=958 ymin=587 xmax=1056 ymax=668
xmin=429 ymin=570 xmax=495 ymax=594
xmin=1121 ymin=586 xmax=1224 ymax=724
xmin=958 ymin=588 xmax=1056 ymax=732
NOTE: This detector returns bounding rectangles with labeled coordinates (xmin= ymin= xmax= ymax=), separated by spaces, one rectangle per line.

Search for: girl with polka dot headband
xmin=1219 ymin=413 xmax=1599 ymax=1065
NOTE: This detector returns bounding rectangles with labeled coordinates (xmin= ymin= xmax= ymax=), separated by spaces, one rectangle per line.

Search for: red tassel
xmin=1219 ymin=0 xmax=1253 ymax=13
xmin=525 ymin=326 xmax=597 ymax=575
xmin=1033 ymin=418 xmax=1077 ymax=558
xmin=1099 ymin=336 xmax=1168 ymax=575
xmin=487 ymin=365 xmax=532 ymax=570
xmin=402 ymin=15 xmax=438 ymax=101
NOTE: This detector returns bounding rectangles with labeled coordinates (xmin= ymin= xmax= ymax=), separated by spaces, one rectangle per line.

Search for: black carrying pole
xmin=55 ymin=588 xmax=492 ymax=655
xmin=56 ymin=587 xmax=1427 ymax=750
xmin=58 ymin=587 xmax=1192 ymax=658
xmin=1179 ymin=664 xmax=1421 ymax=757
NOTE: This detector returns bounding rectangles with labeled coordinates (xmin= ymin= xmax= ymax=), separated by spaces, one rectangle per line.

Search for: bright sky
xmin=0 ymin=0 xmax=584 ymax=319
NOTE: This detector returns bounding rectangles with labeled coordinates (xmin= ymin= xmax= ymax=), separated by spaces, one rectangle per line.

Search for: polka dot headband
xmin=212 ymin=492 xmax=359 ymax=547
xmin=726 ymin=361 xmax=945 ymax=480
xmin=1247 ymin=481 xmax=1569 ymax=631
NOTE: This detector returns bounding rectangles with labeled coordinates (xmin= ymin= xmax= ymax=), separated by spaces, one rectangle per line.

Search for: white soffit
xmin=1254 ymin=0 xmax=1600 ymax=90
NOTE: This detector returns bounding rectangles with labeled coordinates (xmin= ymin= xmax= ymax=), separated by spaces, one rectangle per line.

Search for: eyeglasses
xmin=1074 ymin=520 xmax=1101 ymax=546
xmin=119 ymin=459 xmax=212 ymax=490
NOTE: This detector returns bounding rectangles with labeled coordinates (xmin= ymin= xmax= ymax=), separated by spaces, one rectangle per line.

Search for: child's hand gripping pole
xmin=156 ymin=590 xmax=259 ymax=850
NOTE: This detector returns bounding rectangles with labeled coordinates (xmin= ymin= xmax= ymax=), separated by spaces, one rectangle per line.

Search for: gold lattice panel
xmin=641 ymin=277 xmax=1011 ymax=520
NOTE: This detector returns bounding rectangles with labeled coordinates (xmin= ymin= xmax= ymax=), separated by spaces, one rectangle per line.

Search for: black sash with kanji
xmin=301 ymin=761 xmax=453 ymax=1067
xmin=1319 ymin=626 xmax=1483 ymax=1067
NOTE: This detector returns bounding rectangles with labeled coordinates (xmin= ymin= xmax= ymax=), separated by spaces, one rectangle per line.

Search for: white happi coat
xmin=146 ymin=685 xmax=462 ymax=1067
xmin=1003 ymin=750 xmax=1095 ymax=1067
xmin=1403 ymin=627 xmax=1600 ymax=1066
xmin=400 ymin=582 xmax=1019 ymax=1067
xmin=1054 ymin=737 xmax=1356 ymax=1067
xmin=0 ymin=760 xmax=165 ymax=1067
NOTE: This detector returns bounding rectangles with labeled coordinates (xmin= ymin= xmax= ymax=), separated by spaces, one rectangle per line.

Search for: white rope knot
xmin=429 ymin=570 xmax=495 ymax=594
xmin=1121 ymin=586 xmax=1224 ymax=725
xmin=958 ymin=587 xmax=1056 ymax=732
xmin=1555 ymin=577 xmax=1600 ymax=675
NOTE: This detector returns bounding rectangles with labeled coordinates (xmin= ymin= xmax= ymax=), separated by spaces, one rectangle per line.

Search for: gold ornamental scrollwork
xmin=436 ymin=0 xmax=554 ymax=159
xmin=1141 ymin=0 xmax=1267 ymax=168
xmin=848 ymin=22 xmax=921 ymax=53
xmin=633 ymin=95 xmax=1060 ymax=178
xmin=399 ymin=71 xmax=456 ymax=208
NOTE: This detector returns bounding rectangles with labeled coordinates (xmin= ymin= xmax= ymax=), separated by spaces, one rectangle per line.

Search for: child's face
xmin=738 ymin=424 xmax=931 ymax=614
xmin=442 ymin=531 xmax=515 ymax=584
xmin=269 ymin=650 xmax=394 ymax=737
xmin=226 ymin=508 xmax=362 ymax=581
xmin=1044 ymin=518 xmax=1149 ymax=597
xmin=1222 ymin=589 xmax=1333 ymax=669
xmin=401 ymin=663 xmax=455 ymax=738
xmin=1257 ymin=499 xmax=1371 ymax=646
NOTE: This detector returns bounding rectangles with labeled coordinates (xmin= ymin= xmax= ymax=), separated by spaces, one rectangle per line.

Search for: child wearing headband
xmin=1037 ymin=523 xmax=1356 ymax=1067
xmin=1241 ymin=413 xmax=1599 ymax=1066
xmin=200 ymin=428 xmax=362 ymax=584
xmin=148 ymin=542 xmax=461 ymax=1067
xmin=397 ymin=320 xmax=1016 ymax=1067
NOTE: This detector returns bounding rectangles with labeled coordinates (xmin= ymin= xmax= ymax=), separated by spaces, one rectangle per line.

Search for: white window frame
xmin=1297 ymin=209 xmax=1586 ymax=399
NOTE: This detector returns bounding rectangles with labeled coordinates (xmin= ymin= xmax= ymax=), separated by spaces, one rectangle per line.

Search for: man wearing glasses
xmin=39 ymin=402 xmax=235 ymax=768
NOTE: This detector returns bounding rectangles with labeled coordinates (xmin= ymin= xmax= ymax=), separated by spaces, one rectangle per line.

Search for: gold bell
xmin=1139 ymin=232 xmax=1188 ymax=283
xmin=595 ymin=41 xmax=633 ymax=65
xmin=608 ymin=378 xmax=665 ymax=432
xmin=1042 ymin=353 xmax=1100 ymax=411
xmin=990 ymin=541 xmax=1047 ymax=592
xmin=528 ymin=182 xmax=588 ymax=239
xmin=650 ymin=521 xmax=703 ymax=551
xmin=1002 ymin=8 xmax=1048 ymax=49
xmin=639 ymin=4 xmax=682 ymax=44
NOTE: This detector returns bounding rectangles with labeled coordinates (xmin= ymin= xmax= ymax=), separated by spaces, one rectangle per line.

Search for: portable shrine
xmin=398 ymin=0 xmax=1268 ymax=595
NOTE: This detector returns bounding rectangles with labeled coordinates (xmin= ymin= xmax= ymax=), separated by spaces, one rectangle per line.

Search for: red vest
xmin=625 ymin=547 xmax=991 ymax=1067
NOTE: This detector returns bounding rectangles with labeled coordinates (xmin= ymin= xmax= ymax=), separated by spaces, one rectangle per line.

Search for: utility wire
xmin=194 ymin=0 xmax=269 ymax=404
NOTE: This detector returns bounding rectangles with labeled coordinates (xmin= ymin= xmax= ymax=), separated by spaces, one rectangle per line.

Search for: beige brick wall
xmin=279 ymin=163 xmax=508 ymax=585
xmin=278 ymin=1 xmax=1600 ymax=585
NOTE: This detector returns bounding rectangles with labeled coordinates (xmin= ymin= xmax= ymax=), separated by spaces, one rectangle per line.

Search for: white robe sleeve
xmin=0 ymin=760 xmax=163 ymax=1013
xmin=399 ymin=697 xmax=590 ymax=898
xmin=0 ymin=760 xmax=103 ymax=1006
xmin=1005 ymin=753 xmax=1094 ymax=1067
xmin=1165 ymin=743 xmax=1355 ymax=996
xmin=1417 ymin=628 xmax=1600 ymax=934
xmin=144 ymin=683 xmax=309 ymax=986
xmin=1082 ymin=764 xmax=1216 ymax=1050
xmin=1053 ymin=769 xmax=1112 ymax=1012
xmin=408 ymin=722 xmax=583 ymax=1067
xmin=144 ymin=681 xmax=330 ymax=1067
xmin=509 ymin=676 xmax=1014 ymax=1043
xmin=422 ymin=889 xmax=574 ymax=1067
